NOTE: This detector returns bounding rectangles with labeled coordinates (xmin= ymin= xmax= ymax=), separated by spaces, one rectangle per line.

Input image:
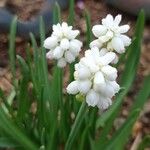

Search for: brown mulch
xmin=0 ymin=0 xmax=150 ymax=149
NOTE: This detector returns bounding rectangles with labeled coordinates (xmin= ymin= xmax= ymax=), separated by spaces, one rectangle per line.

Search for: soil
xmin=0 ymin=0 xmax=150 ymax=149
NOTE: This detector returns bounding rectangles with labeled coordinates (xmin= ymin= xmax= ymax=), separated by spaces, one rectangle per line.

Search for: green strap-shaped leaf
xmin=79 ymin=126 xmax=90 ymax=150
xmin=65 ymin=101 xmax=87 ymax=150
xmin=47 ymin=3 xmax=63 ymax=149
xmin=16 ymin=55 xmax=30 ymax=122
xmin=131 ymin=74 xmax=150 ymax=112
xmin=53 ymin=2 xmax=61 ymax=24
xmin=84 ymin=10 xmax=92 ymax=47
xmin=30 ymin=33 xmax=41 ymax=95
xmin=105 ymin=109 xmax=140 ymax=150
xmin=104 ymin=74 xmax=150 ymax=150
xmin=0 ymin=109 xmax=38 ymax=150
xmin=8 ymin=17 xmax=17 ymax=88
xmin=0 ymin=88 xmax=12 ymax=113
xmin=138 ymin=135 xmax=150 ymax=150
xmin=0 ymin=137 xmax=19 ymax=148
xmin=68 ymin=0 xmax=75 ymax=25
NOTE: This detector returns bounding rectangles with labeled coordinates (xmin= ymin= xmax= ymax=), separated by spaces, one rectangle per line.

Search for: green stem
xmin=58 ymin=68 xmax=63 ymax=107
xmin=69 ymin=63 xmax=75 ymax=82
xmin=65 ymin=101 xmax=87 ymax=150
xmin=68 ymin=0 xmax=75 ymax=25
xmin=84 ymin=10 xmax=92 ymax=47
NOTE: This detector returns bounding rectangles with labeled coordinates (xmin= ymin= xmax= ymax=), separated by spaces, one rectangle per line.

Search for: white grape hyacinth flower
xmin=90 ymin=14 xmax=131 ymax=54
xmin=67 ymin=47 xmax=120 ymax=110
xmin=44 ymin=22 xmax=83 ymax=68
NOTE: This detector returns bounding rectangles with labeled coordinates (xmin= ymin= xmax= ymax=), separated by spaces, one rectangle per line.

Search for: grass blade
xmin=65 ymin=101 xmax=87 ymax=150
xmin=0 ymin=88 xmax=12 ymax=113
xmin=16 ymin=55 xmax=30 ymax=122
xmin=104 ymin=74 xmax=150 ymax=149
xmin=0 ymin=137 xmax=19 ymax=148
xmin=84 ymin=10 xmax=92 ymax=47
xmin=53 ymin=2 xmax=61 ymax=24
xmin=68 ymin=0 xmax=75 ymax=25
xmin=131 ymin=74 xmax=150 ymax=112
xmin=104 ymin=109 xmax=140 ymax=150
xmin=0 ymin=109 xmax=38 ymax=150
xmin=8 ymin=17 xmax=17 ymax=88
xmin=138 ymin=135 xmax=150 ymax=150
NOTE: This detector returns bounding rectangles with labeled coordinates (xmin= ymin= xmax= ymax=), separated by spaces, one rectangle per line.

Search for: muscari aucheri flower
xmin=90 ymin=14 xmax=131 ymax=54
xmin=67 ymin=47 xmax=120 ymax=110
xmin=44 ymin=22 xmax=83 ymax=68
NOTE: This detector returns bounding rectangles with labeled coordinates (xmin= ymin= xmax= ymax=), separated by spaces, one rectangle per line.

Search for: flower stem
xmin=65 ymin=100 xmax=87 ymax=150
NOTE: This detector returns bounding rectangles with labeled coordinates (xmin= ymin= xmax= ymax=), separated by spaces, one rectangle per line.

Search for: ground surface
xmin=0 ymin=0 xmax=150 ymax=149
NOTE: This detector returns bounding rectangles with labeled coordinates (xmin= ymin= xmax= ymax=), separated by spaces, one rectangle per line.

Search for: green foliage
xmin=0 ymin=137 xmax=19 ymax=148
xmin=104 ymin=109 xmax=140 ymax=150
xmin=104 ymin=74 xmax=150 ymax=150
xmin=85 ymin=10 xmax=92 ymax=47
xmin=68 ymin=0 xmax=75 ymax=25
xmin=65 ymin=101 xmax=87 ymax=150
xmin=138 ymin=135 xmax=150 ymax=150
xmin=94 ymin=10 xmax=145 ymax=150
xmin=8 ymin=17 xmax=17 ymax=88
xmin=0 ymin=2 xmax=149 ymax=150
xmin=53 ymin=2 xmax=61 ymax=24
xmin=68 ymin=0 xmax=75 ymax=81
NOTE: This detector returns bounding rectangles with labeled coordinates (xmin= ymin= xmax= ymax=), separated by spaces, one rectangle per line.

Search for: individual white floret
xmin=97 ymin=96 xmax=112 ymax=110
xmin=57 ymin=58 xmax=67 ymax=68
xmin=66 ymin=81 xmax=79 ymax=94
xmin=86 ymin=89 xmax=99 ymax=107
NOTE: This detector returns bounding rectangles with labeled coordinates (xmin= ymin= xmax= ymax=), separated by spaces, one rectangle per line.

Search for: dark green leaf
xmin=84 ymin=10 xmax=92 ymax=47
xmin=8 ymin=17 xmax=17 ymax=88
xmin=104 ymin=109 xmax=140 ymax=150
xmin=0 ymin=137 xmax=19 ymax=148
xmin=138 ymin=135 xmax=150 ymax=150
xmin=68 ymin=0 xmax=75 ymax=25
xmin=53 ymin=2 xmax=61 ymax=24
xmin=0 ymin=109 xmax=38 ymax=150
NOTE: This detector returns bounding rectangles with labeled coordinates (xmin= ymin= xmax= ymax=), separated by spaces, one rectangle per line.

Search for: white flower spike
xmin=67 ymin=47 xmax=120 ymax=110
xmin=90 ymin=14 xmax=131 ymax=54
xmin=44 ymin=22 xmax=83 ymax=68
